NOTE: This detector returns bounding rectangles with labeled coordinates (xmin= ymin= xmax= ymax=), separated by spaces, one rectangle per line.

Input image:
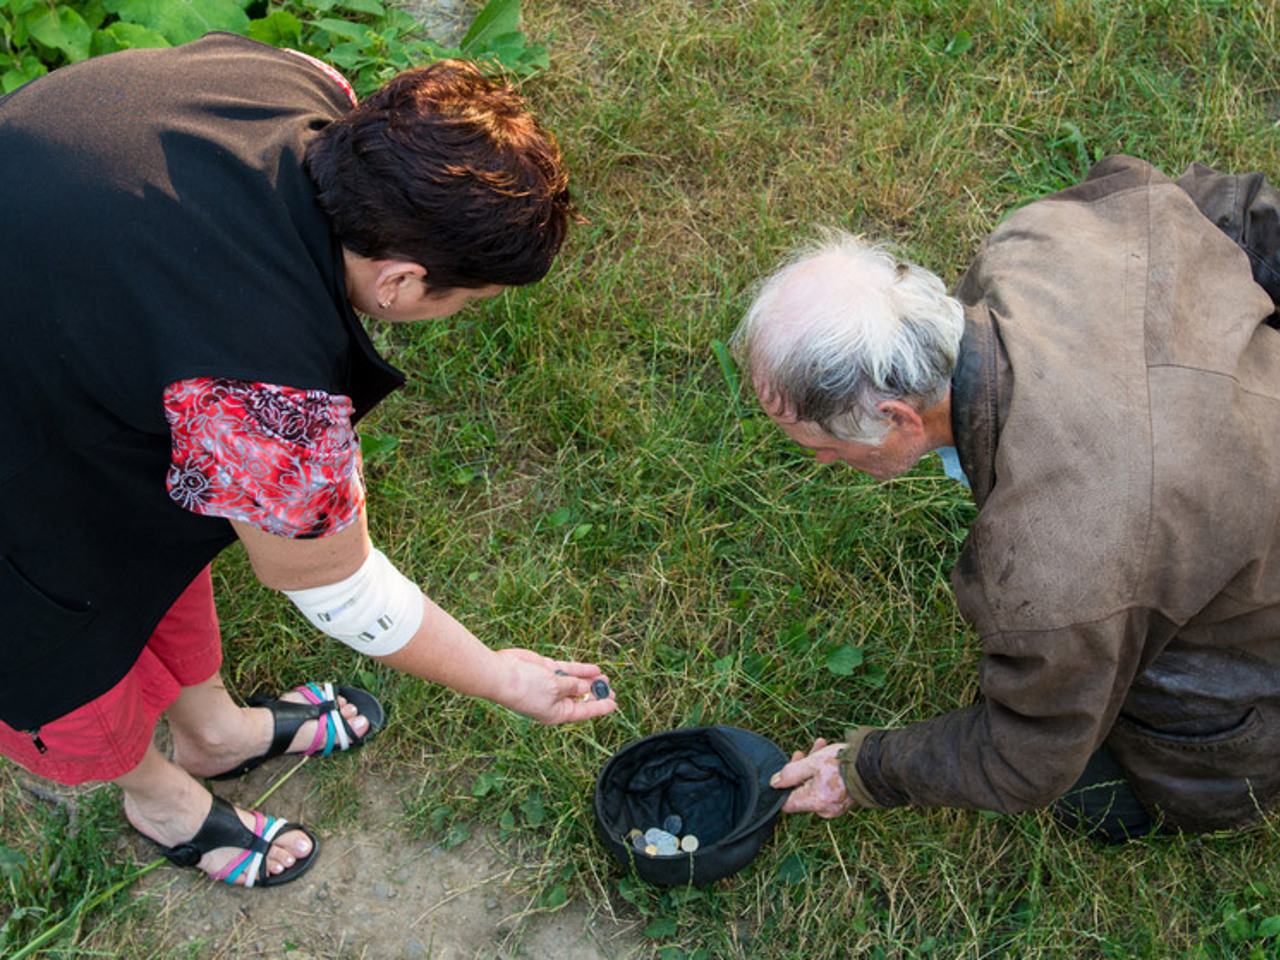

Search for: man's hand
xmin=771 ymin=738 xmax=855 ymax=818
xmin=494 ymin=648 xmax=617 ymax=724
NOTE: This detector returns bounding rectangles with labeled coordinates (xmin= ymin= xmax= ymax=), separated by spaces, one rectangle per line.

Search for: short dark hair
xmin=306 ymin=60 xmax=574 ymax=290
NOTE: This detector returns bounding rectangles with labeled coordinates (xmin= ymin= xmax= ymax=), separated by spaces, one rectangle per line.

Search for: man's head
xmin=307 ymin=59 xmax=573 ymax=293
xmin=730 ymin=230 xmax=964 ymax=479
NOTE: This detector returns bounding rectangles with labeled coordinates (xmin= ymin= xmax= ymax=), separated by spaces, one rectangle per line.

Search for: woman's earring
xmin=379 ymin=300 xmax=391 ymax=309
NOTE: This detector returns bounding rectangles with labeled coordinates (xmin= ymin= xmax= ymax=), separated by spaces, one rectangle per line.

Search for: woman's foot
xmin=170 ymin=683 xmax=378 ymax=780
xmin=118 ymin=749 xmax=315 ymax=886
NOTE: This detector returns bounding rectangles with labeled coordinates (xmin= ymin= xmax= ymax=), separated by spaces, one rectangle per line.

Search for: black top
xmin=0 ymin=33 xmax=404 ymax=729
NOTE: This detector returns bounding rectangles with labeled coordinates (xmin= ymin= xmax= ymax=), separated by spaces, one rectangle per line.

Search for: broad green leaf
xmin=25 ymin=7 xmax=93 ymax=62
xmin=461 ymin=0 xmax=519 ymax=51
xmin=546 ymin=506 xmax=572 ymax=528
xmin=443 ymin=822 xmax=470 ymax=849
xmin=1 ymin=54 xmax=45 ymax=94
xmin=944 ymin=31 xmax=973 ymax=57
xmin=471 ymin=770 xmax=503 ymax=797
xmin=775 ymin=853 xmax=809 ymax=884
xmin=0 ymin=845 xmax=25 ymax=881
xmin=101 ymin=21 xmax=172 ymax=50
xmin=3 ymin=0 xmax=40 ymax=18
xmin=497 ymin=808 xmax=515 ymax=838
xmin=1224 ymin=906 xmax=1252 ymax=943
xmin=473 ymin=41 xmax=548 ymax=77
xmin=247 ymin=10 xmax=301 ymax=47
xmin=825 ymin=643 xmax=864 ymax=676
xmin=106 ymin=0 xmax=251 ymax=45
xmin=314 ymin=17 xmax=375 ymax=43
xmin=472 ymin=32 xmax=526 ymax=63
xmin=335 ymin=0 xmax=385 ymax=14
xmin=1258 ymin=915 xmax=1280 ymax=938
xmin=616 ymin=874 xmax=651 ymax=912
xmin=404 ymin=37 xmax=453 ymax=62
xmin=81 ymin=0 xmax=111 ymax=30
xmin=323 ymin=40 xmax=369 ymax=72
xmin=519 ymin=792 xmax=544 ymax=827
xmin=644 ymin=916 xmax=678 ymax=939
xmin=89 ymin=28 xmax=124 ymax=56
xmin=360 ymin=431 xmax=398 ymax=460
xmin=540 ymin=883 xmax=568 ymax=909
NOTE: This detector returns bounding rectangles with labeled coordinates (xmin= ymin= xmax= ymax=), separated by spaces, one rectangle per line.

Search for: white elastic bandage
xmin=283 ymin=548 xmax=424 ymax=657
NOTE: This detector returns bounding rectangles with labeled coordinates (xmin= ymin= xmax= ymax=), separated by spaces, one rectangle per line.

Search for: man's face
xmin=766 ymin=412 xmax=926 ymax=482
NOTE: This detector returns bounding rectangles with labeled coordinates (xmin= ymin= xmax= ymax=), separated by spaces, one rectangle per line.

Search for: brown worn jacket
xmin=856 ymin=155 xmax=1280 ymax=832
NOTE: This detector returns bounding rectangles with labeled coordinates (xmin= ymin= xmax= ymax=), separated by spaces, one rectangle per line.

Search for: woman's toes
xmin=287 ymin=829 xmax=313 ymax=857
xmin=253 ymin=825 xmax=312 ymax=878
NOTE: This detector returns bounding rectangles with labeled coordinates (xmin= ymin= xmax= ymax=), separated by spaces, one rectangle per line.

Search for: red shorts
xmin=0 ymin=567 xmax=224 ymax=785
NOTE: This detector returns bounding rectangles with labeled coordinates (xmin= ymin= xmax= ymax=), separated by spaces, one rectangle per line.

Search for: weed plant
xmin=4 ymin=0 xmax=1280 ymax=957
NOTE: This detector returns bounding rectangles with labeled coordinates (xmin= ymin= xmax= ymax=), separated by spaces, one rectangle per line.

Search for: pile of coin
xmin=626 ymin=814 xmax=700 ymax=857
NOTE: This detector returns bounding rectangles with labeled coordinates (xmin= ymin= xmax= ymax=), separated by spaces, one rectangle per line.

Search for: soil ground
xmin=127 ymin=764 xmax=647 ymax=960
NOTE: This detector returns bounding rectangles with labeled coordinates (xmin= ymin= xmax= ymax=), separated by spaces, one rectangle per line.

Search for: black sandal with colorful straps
xmin=209 ymin=682 xmax=385 ymax=781
xmin=153 ymin=794 xmax=318 ymax=887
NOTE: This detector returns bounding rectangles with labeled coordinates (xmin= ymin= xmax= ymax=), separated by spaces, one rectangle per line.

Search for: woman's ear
xmin=375 ymin=260 xmax=427 ymax=306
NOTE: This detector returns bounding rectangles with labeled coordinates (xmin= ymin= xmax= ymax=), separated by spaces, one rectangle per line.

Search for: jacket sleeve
xmin=855 ymin=608 xmax=1152 ymax=813
xmin=1175 ymin=163 xmax=1280 ymax=309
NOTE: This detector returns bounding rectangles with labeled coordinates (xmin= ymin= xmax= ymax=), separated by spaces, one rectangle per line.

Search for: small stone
xmin=591 ymin=678 xmax=611 ymax=699
xmin=656 ymin=836 xmax=678 ymax=856
xmin=680 ymin=834 xmax=700 ymax=853
xmin=338 ymin=932 xmax=360 ymax=953
xmin=631 ymin=833 xmax=647 ymax=852
xmin=644 ymin=844 xmax=658 ymax=856
xmin=662 ymin=814 xmax=683 ymax=835
xmin=485 ymin=895 xmax=500 ymax=911
xmin=644 ymin=827 xmax=664 ymax=845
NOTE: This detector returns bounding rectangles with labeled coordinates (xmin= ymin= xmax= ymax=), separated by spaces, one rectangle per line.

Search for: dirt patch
xmin=128 ymin=767 xmax=646 ymax=960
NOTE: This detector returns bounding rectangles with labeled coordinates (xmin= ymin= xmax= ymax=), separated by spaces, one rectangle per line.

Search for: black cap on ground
xmin=593 ymin=725 xmax=792 ymax=886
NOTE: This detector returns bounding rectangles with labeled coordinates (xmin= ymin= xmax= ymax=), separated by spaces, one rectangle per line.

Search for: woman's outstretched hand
xmin=494 ymin=648 xmax=617 ymax=724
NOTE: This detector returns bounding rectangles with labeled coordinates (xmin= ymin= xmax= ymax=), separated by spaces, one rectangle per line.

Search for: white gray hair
xmin=729 ymin=230 xmax=963 ymax=443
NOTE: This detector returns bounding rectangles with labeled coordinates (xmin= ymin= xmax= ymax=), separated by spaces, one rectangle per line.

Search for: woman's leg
xmin=164 ymin=673 xmax=370 ymax=779
xmin=116 ymin=742 xmax=311 ymax=881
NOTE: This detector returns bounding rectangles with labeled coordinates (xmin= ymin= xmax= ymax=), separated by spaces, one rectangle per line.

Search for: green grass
xmin=5 ymin=0 xmax=1280 ymax=956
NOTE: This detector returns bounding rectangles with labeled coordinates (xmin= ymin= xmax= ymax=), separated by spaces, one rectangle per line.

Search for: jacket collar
xmin=950 ymin=301 xmax=1009 ymax=509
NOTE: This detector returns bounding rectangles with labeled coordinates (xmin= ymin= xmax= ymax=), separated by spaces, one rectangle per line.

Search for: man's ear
xmin=877 ymin=399 xmax=924 ymax=435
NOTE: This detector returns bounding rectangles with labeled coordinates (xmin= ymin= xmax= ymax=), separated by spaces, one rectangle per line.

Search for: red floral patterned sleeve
xmin=164 ymin=378 xmax=365 ymax=539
